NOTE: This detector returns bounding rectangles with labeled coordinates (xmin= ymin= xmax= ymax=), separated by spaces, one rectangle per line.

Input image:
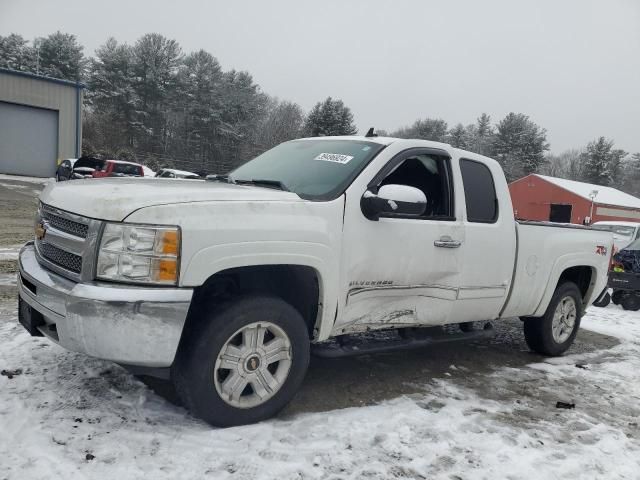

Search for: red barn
xmin=509 ymin=174 xmax=640 ymax=224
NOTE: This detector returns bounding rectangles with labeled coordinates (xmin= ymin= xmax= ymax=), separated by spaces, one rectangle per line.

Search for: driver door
xmin=336 ymin=149 xmax=465 ymax=333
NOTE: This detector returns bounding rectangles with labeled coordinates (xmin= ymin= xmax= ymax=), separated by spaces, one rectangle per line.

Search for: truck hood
xmin=40 ymin=178 xmax=302 ymax=221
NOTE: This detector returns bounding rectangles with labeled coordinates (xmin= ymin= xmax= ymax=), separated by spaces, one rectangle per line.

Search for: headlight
xmin=96 ymin=223 xmax=180 ymax=285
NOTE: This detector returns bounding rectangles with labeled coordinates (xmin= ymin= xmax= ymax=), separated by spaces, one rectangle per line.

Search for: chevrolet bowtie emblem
xmin=35 ymin=221 xmax=47 ymax=240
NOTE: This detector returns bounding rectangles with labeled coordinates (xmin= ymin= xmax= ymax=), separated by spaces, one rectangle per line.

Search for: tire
xmin=620 ymin=293 xmax=640 ymax=311
xmin=523 ymin=282 xmax=582 ymax=356
xmin=612 ymin=290 xmax=623 ymax=305
xmin=173 ymin=295 xmax=310 ymax=427
xmin=593 ymin=292 xmax=611 ymax=308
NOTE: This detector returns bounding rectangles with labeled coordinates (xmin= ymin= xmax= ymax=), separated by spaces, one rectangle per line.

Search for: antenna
xmin=365 ymin=127 xmax=377 ymax=138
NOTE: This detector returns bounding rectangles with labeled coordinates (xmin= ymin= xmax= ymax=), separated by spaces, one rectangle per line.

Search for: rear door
xmin=450 ymin=157 xmax=516 ymax=322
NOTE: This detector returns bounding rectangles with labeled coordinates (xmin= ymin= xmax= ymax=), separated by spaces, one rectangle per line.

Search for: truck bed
xmin=500 ymin=221 xmax=612 ymax=319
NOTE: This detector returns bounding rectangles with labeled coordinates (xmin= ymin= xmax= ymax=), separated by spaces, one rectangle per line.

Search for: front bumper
xmin=18 ymin=242 xmax=193 ymax=367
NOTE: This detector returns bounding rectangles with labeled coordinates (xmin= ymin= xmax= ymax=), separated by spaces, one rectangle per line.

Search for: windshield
xmin=74 ymin=157 xmax=105 ymax=170
xmin=624 ymin=237 xmax=640 ymax=251
xmin=230 ymin=139 xmax=385 ymax=200
xmin=112 ymin=163 xmax=141 ymax=175
xmin=592 ymin=224 xmax=636 ymax=237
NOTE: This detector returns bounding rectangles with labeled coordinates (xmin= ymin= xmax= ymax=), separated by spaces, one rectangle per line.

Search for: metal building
xmin=0 ymin=68 xmax=84 ymax=177
xmin=509 ymin=174 xmax=640 ymax=224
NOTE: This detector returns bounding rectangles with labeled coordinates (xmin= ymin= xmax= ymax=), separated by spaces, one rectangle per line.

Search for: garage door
xmin=0 ymin=102 xmax=58 ymax=177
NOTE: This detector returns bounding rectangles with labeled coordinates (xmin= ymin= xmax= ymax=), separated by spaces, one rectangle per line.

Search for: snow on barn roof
xmin=535 ymin=174 xmax=640 ymax=209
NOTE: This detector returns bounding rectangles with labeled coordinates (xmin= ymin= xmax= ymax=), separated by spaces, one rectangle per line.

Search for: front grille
xmin=41 ymin=208 xmax=89 ymax=238
xmin=39 ymin=242 xmax=82 ymax=273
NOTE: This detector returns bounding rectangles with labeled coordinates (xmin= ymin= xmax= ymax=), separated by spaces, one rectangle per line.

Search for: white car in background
xmin=155 ymin=168 xmax=202 ymax=179
xmin=592 ymin=221 xmax=640 ymax=251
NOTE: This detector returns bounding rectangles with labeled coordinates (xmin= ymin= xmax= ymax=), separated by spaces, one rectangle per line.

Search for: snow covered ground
xmin=0 ymin=304 xmax=639 ymax=479
xmin=0 ymin=174 xmax=52 ymax=185
xmin=0 ymin=246 xmax=21 ymax=261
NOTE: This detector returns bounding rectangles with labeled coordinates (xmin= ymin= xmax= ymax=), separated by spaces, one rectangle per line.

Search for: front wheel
xmin=173 ymin=295 xmax=310 ymax=427
xmin=523 ymin=282 xmax=582 ymax=356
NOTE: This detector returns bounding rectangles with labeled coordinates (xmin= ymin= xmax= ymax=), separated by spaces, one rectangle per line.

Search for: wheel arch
xmin=533 ymin=263 xmax=599 ymax=317
xmin=176 ymin=264 xmax=325 ymax=359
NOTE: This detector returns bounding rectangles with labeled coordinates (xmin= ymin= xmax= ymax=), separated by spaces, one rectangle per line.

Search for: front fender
xmin=182 ymin=241 xmax=339 ymax=340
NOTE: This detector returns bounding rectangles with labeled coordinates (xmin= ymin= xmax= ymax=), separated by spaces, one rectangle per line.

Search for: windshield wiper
xmin=205 ymin=174 xmax=231 ymax=183
xmin=232 ymin=179 xmax=290 ymax=191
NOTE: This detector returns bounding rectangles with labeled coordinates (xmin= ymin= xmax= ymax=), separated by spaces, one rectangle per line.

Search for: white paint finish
xmin=337 ymin=140 xmax=465 ymax=332
xmin=40 ymin=177 xmax=302 ymax=221
xmin=500 ymin=222 xmax=611 ymax=318
xmin=377 ymin=184 xmax=427 ymax=206
xmin=34 ymin=136 xmax=614 ymax=347
xmin=125 ymin=197 xmax=345 ymax=340
xmin=449 ymin=151 xmax=517 ymax=322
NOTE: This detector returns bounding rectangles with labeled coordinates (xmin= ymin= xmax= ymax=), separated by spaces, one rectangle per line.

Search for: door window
xmin=376 ymin=153 xmax=454 ymax=219
xmin=460 ymin=159 xmax=498 ymax=223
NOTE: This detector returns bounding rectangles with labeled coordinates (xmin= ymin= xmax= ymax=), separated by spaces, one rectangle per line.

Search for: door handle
xmin=434 ymin=236 xmax=462 ymax=248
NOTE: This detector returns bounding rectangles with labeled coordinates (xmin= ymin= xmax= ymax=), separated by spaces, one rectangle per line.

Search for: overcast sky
xmin=2 ymin=0 xmax=639 ymax=154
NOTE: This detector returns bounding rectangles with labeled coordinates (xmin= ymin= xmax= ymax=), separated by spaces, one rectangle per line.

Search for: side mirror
xmin=361 ymin=184 xmax=427 ymax=220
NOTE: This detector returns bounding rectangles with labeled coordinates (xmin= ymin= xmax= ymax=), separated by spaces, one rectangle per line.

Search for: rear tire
xmin=173 ymin=295 xmax=310 ymax=427
xmin=620 ymin=293 xmax=640 ymax=311
xmin=593 ymin=292 xmax=611 ymax=308
xmin=523 ymin=282 xmax=582 ymax=356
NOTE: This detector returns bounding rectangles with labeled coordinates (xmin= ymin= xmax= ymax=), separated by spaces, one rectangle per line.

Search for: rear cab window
xmin=460 ymin=158 xmax=498 ymax=223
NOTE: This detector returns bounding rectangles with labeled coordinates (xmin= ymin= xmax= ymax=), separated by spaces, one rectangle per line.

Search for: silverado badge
xmin=35 ymin=221 xmax=46 ymax=240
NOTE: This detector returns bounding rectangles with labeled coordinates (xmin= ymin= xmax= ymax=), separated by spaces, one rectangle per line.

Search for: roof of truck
xmin=534 ymin=174 xmax=640 ymax=209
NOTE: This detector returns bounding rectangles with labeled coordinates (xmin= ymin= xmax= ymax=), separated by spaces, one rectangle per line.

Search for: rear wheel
xmin=620 ymin=293 xmax=640 ymax=311
xmin=173 ymin=295 xmax=310 ymax=427
xmin=523 ymin=282 xmax=582 ymax=356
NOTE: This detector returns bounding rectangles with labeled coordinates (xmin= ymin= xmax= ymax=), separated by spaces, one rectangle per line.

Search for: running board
xmin=312 ymin=323 xmax=494 ymax=358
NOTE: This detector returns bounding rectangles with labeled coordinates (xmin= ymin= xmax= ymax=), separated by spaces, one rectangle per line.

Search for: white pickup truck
xmin=18 ymin=135 xmax=612 ymax=426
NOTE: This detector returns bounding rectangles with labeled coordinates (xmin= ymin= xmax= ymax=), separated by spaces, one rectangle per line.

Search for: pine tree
xmin=303 ymin=97 xmax=358 ymax=136
xmin=472 ymin=113 xmax=494 ymax=155
xmin=582 ymin=137 xmax=626 ymax=186
xmin=393 ymin=118 xmax=448 ymax=142
xmin=492 ymin=113 xmax=549 ymax=181
xmin=448 ymin=123 xmax=469 ymax=148
xmin=0 ymin=34 xmax=36 ymax=71
xmin=621 ymin=153 xmax=640 ymax=196
xmin=36 ymin=31 xmax=85 ymax=81
xmin=86 ymin=38 xmax=137 ymax=148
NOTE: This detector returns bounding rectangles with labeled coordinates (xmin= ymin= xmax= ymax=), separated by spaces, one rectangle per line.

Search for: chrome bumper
xmin=18 ymin=242 xmax=193 ymax=367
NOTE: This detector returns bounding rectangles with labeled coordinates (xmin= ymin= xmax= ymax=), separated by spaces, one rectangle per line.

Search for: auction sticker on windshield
xmin=314 ymin=153 xmax=354 ymax=164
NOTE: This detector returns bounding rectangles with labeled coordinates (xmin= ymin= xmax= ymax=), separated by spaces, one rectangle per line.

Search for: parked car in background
xmin=141 ymin=165 xmax=156 ymax=177
xmin=155 ymin=168 xmax=202 ymax=179
xmin=92 ymin=160 xmax=144 ymax=178
xmin=68 ymin=156 xmax=106 ymax=179
xmin=55 ymin=159 xmax=77 ymax=181
xmin=607 ymin=238 xmax=640 ymax=311
xmin=591 ymin=221 xmax=640 ymax=251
